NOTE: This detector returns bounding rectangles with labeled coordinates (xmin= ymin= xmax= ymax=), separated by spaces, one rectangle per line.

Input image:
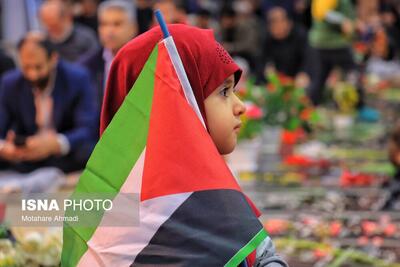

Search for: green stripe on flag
xmin=61 ymin=46 xmax=158 ymax=267
xmin=224 ymin=229 xmax=268 ymax=267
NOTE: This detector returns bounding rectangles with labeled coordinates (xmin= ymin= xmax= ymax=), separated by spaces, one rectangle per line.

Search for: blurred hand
xmin=0 ymin=131 xmax=23 ymax=162
xmin=19 ymin=130 xmax=61 ymax=162
xmin=341 ymin=19 xmax=354 ymax=36
xmin=295 ymin=72 xmax=310 ymax=89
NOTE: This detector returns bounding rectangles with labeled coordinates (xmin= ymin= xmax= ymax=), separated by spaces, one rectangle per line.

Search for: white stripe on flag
xmin=77 ymin=148 xmax=191 ymax=266
xmin=77 ymin=148 xmax=146 ymax=266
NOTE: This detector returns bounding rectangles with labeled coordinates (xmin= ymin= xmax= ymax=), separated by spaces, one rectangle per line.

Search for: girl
xmin=100 ymin=24 xmax=287 ymax=267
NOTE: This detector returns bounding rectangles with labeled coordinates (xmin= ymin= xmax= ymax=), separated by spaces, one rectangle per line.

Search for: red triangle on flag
xmin=141 ymin=43 xmax=241 ymax=202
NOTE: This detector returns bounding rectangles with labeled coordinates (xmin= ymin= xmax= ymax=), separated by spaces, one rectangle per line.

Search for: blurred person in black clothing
xmin=293 ymin=0 xmax=312 ymax=30
xmin=262 ymin=0 xmax=311 ymax=29
xmin=261 ymin=7 xmax=311 ymax=88
xmin=136 ymin=0 xmax=154 ymax=34
xmin=73 ymin=0 xmax=100 ymax=35
xmin=194 ymin=8 xmax=216 ymax=30
xmin=219 ymin=6 xmax=260 ymax=72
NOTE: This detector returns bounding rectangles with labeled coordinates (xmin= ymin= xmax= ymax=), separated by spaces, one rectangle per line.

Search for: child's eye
xmin=219 ymin=87 xmax=230 ymax=97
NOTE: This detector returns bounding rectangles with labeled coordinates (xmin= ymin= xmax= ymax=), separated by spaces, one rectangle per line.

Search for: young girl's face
xmin=204 ymin=75 xmax=246 ymax=155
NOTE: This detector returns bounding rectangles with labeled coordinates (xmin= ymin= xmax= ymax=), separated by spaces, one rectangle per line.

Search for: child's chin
xmin=219 ymin=144 xmax=236 ymax=155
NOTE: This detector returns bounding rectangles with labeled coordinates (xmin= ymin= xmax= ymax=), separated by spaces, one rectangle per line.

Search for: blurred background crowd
xmin=1 ymin=0 xmax=400 ymax=179
xmin=0 ymin=0 xmax=400 ymax=195
xmin=0 ymin=0 xmax=399 ymax=187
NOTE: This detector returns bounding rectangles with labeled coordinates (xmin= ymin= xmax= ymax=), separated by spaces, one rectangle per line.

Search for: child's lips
xmin=233 ymin=123 xmax=242 ymax=133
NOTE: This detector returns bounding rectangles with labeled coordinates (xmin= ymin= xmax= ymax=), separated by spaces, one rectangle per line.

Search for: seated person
xmin=261 ymin=6 xmax=311 ymax=88
xmin=0 ymin=35 xmax=98 ymax=174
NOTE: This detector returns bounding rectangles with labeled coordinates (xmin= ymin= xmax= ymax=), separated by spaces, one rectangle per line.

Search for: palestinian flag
xmin=62 ymin=39 xmax=267 ymax=266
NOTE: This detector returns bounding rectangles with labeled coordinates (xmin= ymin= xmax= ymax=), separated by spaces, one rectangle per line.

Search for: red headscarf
xmin=100 ymin=24 xmax=242 ymax=134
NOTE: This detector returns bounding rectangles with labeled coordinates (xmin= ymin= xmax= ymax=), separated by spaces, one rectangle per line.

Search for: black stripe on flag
xmin=131 ymin=189 xmax=262 ymax=267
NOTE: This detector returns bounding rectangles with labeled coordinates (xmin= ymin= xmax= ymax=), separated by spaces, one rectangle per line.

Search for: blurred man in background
xmin=39 ymin=0 xmax=99 ymax=62
xmin=79 ymin=0 xmax=137 ymax=108
xmin=0 ymin=35 xmax=97 ymax=174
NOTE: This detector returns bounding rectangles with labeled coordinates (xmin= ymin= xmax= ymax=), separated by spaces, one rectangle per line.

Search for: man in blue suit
xmin=0 ymin=35 xmax=98 ymax=173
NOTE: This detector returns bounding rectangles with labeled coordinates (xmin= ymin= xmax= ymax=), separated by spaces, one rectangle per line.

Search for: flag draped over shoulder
xmin=62 ymin=40 xmax=267 ymax=267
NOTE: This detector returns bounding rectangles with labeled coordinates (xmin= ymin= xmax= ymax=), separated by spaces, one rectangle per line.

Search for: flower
xmin=263 ymin=71 xmax=318 ymax=131
xmin=237 ymin=71 xmax=318 ymax=140
xmin=245 ymin=103 xmax=263 ymax=119
xmin=10 ymin=227 xmax=62 ymax=266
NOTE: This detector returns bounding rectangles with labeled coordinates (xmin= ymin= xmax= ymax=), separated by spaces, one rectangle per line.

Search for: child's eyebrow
xmin=223 ymin=79 xmax=234 ymax=87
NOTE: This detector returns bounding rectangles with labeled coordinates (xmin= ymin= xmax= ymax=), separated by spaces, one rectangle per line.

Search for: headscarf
xmin=100 ymin=24 xmax=242 ymax=134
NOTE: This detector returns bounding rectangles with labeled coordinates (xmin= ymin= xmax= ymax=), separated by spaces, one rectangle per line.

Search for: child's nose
xmin=233 ymin=95 xmax=246 ymax=116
